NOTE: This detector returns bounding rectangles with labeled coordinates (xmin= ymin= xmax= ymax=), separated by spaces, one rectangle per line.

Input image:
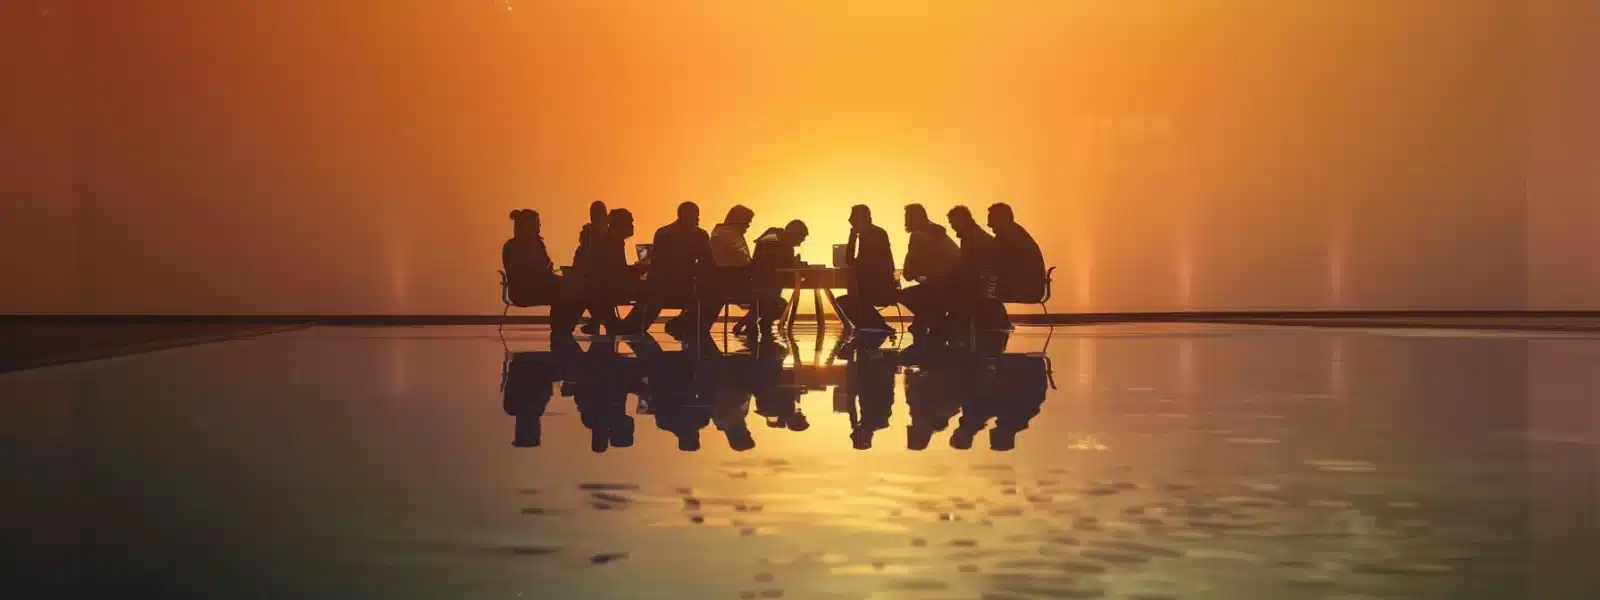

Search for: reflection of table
xmin=777 ymin=267 xmax=853 ymax=332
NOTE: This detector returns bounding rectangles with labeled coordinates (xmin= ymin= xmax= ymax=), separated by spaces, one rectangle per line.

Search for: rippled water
xmin=3 ymin=324 xmax=1597 ymax=599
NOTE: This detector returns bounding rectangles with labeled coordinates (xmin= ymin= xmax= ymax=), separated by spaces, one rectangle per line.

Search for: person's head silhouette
xmin=950 ymin=428 xmax=977 ymax=450
xmin=989 ymin=428 xmax=1017 ymax=452
xmin=783 ymin=220 xmax=809 ymax=246
xmin=907 ymin=425 xmax=934 ymax=451
xmin=849 ymin=204 xmax=873 ymax=229
xmin=609 ymin=208 xmax=635 ymax=239
xmin=904 ymin=204 xmax=929 ymax=233
xmin=676 ymin=429 xmax=702 ymax=452
xmin=786 ymin=411 xmax=810 ymax=432
xmin=510 ymin=209 xmax=540 ymax=239
xmin=987 ymin=203 xmax=1016 ymax=231
xmin=513 ymin=416 xmax=542 ymax=448
xmin=851 ymin=427 xmax=875 ymax=450
xmin=947 ymin=205 xmax=978 ymax=237
xmin=678 ymin=201 xmax=700 ymax=227
xmin=610 ymin=415 xmax=635 ymax=448
xmin=725 ymin=429 xmax=756 ymax=452
xmin=724 ymin=205 xmax=755 ymax=232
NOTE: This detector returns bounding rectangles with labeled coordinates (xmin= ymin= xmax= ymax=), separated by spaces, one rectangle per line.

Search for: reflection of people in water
xmin=902 ymin=348 xmax=967 ymax=451
xmin=503 ymin=351 xmax=562 ymax=448
xmin=632 ymin=334 xmax=712 ymax=451
xmin=846 ymin=334 xmax=897 ymax=450
xmin=751 ymin=338 xmax=808 ymax=432
xmin=987 ymin=354 xmax=1050 ymax=451
xmin=569 ymin=338 xmax=639 ymax=453
xmin=707 ymin=347 xmax=758 ymax=451
xmin=902 ymin=329 xmax=1050 ymax=451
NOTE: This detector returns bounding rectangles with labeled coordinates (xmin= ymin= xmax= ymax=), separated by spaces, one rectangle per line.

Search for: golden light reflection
xmin=1074 ymin=235 xmax=1095 ymax=310
xmin=386 ymin=226 xmax=411 ymax=312
xmin=1329 ymin=223 xmax=1347 ymax=308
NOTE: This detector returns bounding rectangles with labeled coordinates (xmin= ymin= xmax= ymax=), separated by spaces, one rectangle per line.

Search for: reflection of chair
xmin=1015 ymin=325 xmax=1058 ymax=391
xmin=498 ymin=270 xmax=522 ymax=332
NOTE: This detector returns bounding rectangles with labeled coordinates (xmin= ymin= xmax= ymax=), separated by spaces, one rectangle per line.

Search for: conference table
xmin=776 ymin=266 xmax=854 ymax=332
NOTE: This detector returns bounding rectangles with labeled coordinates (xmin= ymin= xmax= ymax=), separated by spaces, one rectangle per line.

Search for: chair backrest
xmin=1040 ymin=266 xmax=1056 ymax=304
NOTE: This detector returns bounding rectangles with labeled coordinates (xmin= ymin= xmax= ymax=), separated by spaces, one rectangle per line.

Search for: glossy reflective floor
xmin=3 ymin=324 xmax=1598 ymax=599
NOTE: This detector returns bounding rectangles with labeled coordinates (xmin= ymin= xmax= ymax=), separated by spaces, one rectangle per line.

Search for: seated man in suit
xmin=896 ymin=203 xmax=961 ymax=337
xmin=748 ymin=220 xmax=809 ymax=335
xmin=568 ymin=200 xmax=610 ymax=335
xmin=834 ymin=204 xmax=897 ymax=333
xmin=556 ymin=208 xmax=647 ymax=334
xmin=947 ymin=205 xmax=1009 ymax=333
xmin=987 ymin=202 xmax=1046 ymax=314
xmin=626 ymin=202 xmax=719 ymax=336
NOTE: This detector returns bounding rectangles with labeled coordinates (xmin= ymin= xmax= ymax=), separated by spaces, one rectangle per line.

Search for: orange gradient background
xmin=2 ymin=0 xmax=1596 ymax=314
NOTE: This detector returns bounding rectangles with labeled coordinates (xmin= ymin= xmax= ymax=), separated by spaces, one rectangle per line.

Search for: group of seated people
xmin=501 ymin=199 xmax=1045 ymax=339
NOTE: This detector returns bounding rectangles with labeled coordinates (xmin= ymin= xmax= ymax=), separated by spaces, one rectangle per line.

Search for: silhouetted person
xmin=903 ymin=348 xmax=966 ymax=451
xmin=846 ymin=335 xmax=896 ymax=449
xmin=947 ymin=205 xmax=1009 ymax=334
xmin=570 ymin=201 xmax=611 ymax=335
xmin=749 ymin=338 xmax=807 ymax=431
xmin=711 ymin=205 xmax=755 ymax=267
xmin=988 ymin=353 xmax=1051 ymax=451
xmin=710 ymin=352 xmax=757 ymax=452
xmin=712 ymin=205 xmax=760 ymax=336
xmin=555 ymin=208 xmax=644 ymax=335
xmin=503 ymin=210 xmax=561 ymax=307
xmin=633 ymin=334 xmax=713 ymax=451
xmin=897 ymin=204 xmax=961 ymax=336
xmin=627 ymin=202 xmax=718 ymax=336
xmin=749 ymin=220 xmax=809 ymax=335
xmin=986 ymin=203 xmax=1043 ymax=329
xmin=835 ymin=205 xmax=896 ymax=333
xmin=503 ymin=350 xmax=561 ymax=448
xmin=572 ymin=338 xmax=638 ymax=453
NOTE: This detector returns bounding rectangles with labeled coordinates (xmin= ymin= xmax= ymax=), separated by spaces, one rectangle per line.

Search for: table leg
xmin=812 ymin=287 xmax=824 ymax=330
xmin=785 ymin=330 xmax=803 ymax=366
xmin=823 ymin=287 xmax=853 ymax=331
xmin=782 ymin=273 xmax=802 ymax=332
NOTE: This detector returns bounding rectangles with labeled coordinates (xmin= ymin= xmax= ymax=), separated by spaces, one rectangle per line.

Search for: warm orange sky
xmin=1 ymin=1 xmax=1596 ymax=314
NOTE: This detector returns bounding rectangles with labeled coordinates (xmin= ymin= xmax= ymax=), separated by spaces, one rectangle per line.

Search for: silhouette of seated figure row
xmin=501 ymin=200 xmax=1043 ymax=344
xmin=503 ymin=331 xmax=1050 ymax=453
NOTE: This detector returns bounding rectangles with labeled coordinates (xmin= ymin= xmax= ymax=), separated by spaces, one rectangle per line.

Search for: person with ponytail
xmin=502 ymin=209 xmax=559 ymax=307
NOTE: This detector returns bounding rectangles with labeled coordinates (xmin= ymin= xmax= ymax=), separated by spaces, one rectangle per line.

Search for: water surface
xmin=3 ymin=324 xmax=1597 ymax=599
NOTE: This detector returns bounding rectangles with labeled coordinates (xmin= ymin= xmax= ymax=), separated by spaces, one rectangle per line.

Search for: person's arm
xmin=535 ymin=239 xmax=555 ymax=273
xmin=903 ymin=234 xmax=922 ymax=282
xmin=735 ymin=238 xmax=752 ymax=265
xmin=695 ymin=231 xmax=715 ymax=269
